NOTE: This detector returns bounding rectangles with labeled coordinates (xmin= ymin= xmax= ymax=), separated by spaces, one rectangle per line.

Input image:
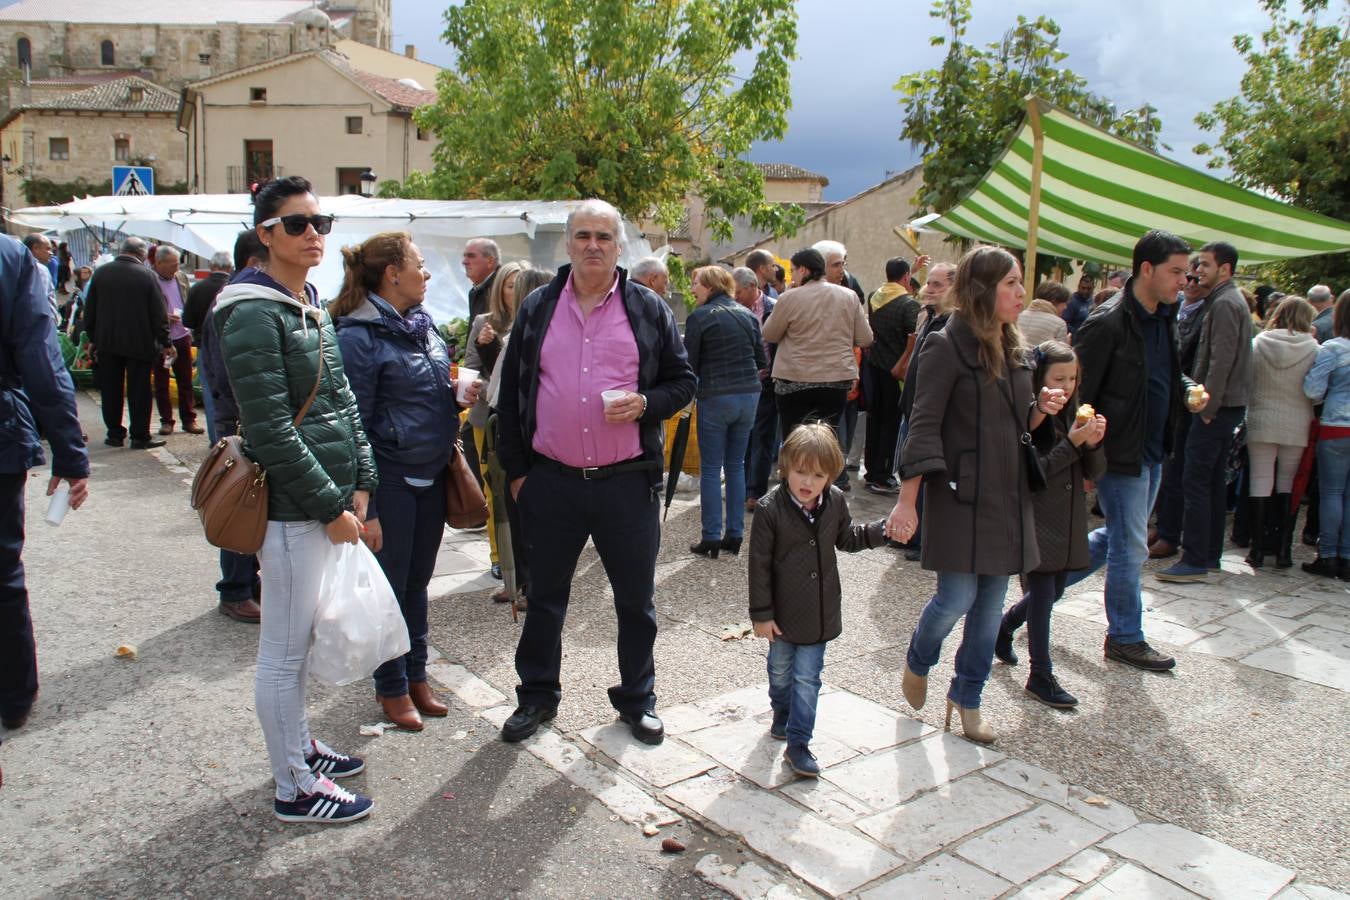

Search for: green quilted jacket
xmin=214 ymin=280 xmax=377 ymax=523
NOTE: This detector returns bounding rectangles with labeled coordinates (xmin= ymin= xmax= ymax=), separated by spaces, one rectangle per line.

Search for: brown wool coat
xmin=899 ymin=315 xmax=1040 ymax=575
xmin=748 ymin=485 xmax=884 ymax=645
xmin=1030 ymin=409 xmax=1106 ymax=573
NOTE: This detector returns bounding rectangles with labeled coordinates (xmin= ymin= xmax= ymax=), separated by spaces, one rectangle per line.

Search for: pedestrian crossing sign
xmin=112 ymin=165 xmax=154 ymax=196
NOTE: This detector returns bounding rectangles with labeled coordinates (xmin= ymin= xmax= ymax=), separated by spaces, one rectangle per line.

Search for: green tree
xmin=895 ymin=0 xmax=1163 ymax=278
xmin=1194 ymin=0 xmax=1350 ymax=289
xmin=395 ymin=0 xmax=804 ymax=243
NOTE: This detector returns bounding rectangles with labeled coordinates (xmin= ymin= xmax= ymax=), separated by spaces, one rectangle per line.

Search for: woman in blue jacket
xmin=333 ymin=231 xmax=474 ymax=731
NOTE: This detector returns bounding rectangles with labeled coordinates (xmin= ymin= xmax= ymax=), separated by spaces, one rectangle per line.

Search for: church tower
xmin=341 ymin=0 xmax=392 ymax=51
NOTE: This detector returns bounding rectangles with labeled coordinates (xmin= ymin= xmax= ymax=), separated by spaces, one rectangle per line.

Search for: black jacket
xmin=867 ymin=290 xmax=919 ymax=374
xmin=83 ymin=255 xmax=169 ymax=362
xmin=496 ymin=265 xmax=697 ymax=489
xmin=468 ymin=267 xmax=496 ymax=322
xmin=183 ymin=271 xmax=229 ymax=343
xmin=1075 ymin=281 xmax=1193 ymax=476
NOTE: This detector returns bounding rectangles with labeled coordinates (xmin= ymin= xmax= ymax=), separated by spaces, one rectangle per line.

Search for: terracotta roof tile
xmin=755 ymin=162 xmax=829 ymax=185
xmin=24 ymin=76 xmax=179 ymax=114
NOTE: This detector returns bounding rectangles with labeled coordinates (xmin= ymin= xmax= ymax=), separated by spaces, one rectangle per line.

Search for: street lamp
xmin=359 ymin=168 xmax=377 ymax=197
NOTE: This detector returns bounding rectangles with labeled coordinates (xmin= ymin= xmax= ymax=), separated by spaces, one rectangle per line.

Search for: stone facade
xmin=725 ymin=166 xmax=959 ymax=296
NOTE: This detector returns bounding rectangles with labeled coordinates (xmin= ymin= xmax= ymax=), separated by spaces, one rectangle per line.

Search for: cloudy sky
xmin=392 ymin=0 xmax=1274 ymax=200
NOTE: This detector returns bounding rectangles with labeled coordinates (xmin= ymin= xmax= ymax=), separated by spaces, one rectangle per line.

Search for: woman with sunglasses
xmin=214 ymin=176 xmax=379 ymax=825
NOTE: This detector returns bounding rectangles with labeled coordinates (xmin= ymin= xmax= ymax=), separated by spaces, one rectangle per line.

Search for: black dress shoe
xmin=500 ymin=704 xmax=556 ymax=742
xmin=618 ymin=710 xmax=665 ymax=745
xmin=2 ymin=703 xmax=33 ymax=730
xmin=129 ymin=438 xmax=166 ymax=450
xmin=103 ymin=436 xmax=124 ymax=447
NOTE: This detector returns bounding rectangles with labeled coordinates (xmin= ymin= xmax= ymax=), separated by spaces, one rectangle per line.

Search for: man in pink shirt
xmin=151 ymin=246 xmax=203 ymax=435
xmin=495 ymin=199 xmax=696 ymax=746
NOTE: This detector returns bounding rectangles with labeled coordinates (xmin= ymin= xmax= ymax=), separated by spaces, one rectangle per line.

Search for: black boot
xmin=1273 ymin=493 xmax=1294 ymax=568
xmin=690 ymin=539 xmax=721 ymax=559
xmin=720 ymin=535 xmax=743 ymax=556
xmin=1302 ymin=556 xmax=1339 ymax=578
xmin=1243 ymin=497 xmax=1266 ymax=568
xmin=994 ymin=625 xmax=1018 ymax=665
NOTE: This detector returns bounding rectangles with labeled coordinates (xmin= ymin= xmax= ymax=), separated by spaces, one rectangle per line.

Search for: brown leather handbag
xmin=444 ymin=438 xmax=488 ymax=529
xmin=190 ymin=329 xmax=325 ymax=554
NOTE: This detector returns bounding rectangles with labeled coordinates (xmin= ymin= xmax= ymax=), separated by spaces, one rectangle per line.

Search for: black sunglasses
xmin=260 ymin=214 xmax=335 ymax=236
xmin=1185 ymin=274 xmax=1200 ymax=283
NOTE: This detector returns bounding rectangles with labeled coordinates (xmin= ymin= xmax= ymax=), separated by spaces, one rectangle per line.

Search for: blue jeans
xmin=767 ymin=639 xmax=826 ymax=746
xmin=745 ymin=384 xmax=780 ymax=499
xmin=696 ymin=392 xmax=758 ymax=541
xmin=1317 ymin=436 xmax=1350 ymax=558
xmin=198 ymin=352 xmax=218 ymax=445
xmin=906 ymin=572 xmax=1008 ymax=709
xmin=371 ymin=472 xmax=447 ymax=697
xmin=1067 ymin=464 xmax=1163 ymax=644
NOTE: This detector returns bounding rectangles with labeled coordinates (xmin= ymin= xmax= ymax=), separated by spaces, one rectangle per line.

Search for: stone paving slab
xmin=578 ymin=721 xmax=718 ymax=787
xmin=821 ymin=732 xmax=1004 ymax=809
xmin=1013 ymin=872 xmax=1083 ymax=900
xmin=953 ymin=803 xmax=1107 ymax=885
xmin=1077 ymin=863 xmax=1202 ymax=898
xmin=1103 ymin=822 xmax=1296 ymax=899
xmin=858 ymin=853 xmax=1012 ymax=899
xmin=983 ymin=759 xmax=1070 ymax=806
xmin=679 ymin=715 xmax=859 ymax=789
xmin=853 ymin=774 xmax=1032 ymax=861
xmin=665 ymin=773 xmax=903 ymax=896
xmin=810 ymin=690 xmax=932 ymax=754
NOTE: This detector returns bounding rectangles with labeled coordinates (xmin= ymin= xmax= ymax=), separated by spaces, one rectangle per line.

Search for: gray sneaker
xmin=1104 ymin=638 xmax=1176 ymax=672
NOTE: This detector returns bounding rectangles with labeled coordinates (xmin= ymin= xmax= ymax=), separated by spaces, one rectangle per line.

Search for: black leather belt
xmin=533 ymin=455 xmax=655 ymax=480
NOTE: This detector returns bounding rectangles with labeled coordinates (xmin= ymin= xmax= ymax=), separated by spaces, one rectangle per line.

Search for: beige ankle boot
xmin=901 ymin=664 xmax=927 ymax=710
xmin=944 ymin=699 xmax=996 ymax=744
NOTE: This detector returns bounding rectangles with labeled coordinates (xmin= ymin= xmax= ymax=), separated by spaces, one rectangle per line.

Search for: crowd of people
xmin=2 ymin=176 xmax=1346 ymax=821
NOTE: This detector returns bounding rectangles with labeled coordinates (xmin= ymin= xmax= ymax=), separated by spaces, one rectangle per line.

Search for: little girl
xmin=996 ymin=341 xmax=1106 ymax=708
xmin=748 ymin=423 xmax=884 ymax=777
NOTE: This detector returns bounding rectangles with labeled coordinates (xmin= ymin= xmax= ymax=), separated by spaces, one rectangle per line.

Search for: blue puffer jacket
xmin=335 ymin=293 xmax=458 ymax=518
xmin=0 ymin=236 xmax=89 ymax=479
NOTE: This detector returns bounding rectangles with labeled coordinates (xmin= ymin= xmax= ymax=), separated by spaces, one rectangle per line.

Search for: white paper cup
xmin=45 ymin=481 xmax=71 ymax=527
xmin=456 ymin=368 xmax=479 ymax=404
xmin=601 ymin=389 xmax=626 ymax=411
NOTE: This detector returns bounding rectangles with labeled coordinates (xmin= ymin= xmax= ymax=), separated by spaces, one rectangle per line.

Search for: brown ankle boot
xmin=409 ymin=681 xmax=448 ymax=717
xmin=378 ymin=694 xmax=424 ymax=731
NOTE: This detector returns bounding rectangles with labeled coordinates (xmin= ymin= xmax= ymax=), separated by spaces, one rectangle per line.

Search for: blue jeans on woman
xmin=696 ymin=392 xmax=759 ymax=541
xmin=1317 ymin=436 xmax=1350 ymax=558
xmin=906 ymin=572 xmax=1009 ymax=709
xmin=371 ymin=472 xmax=447 ymax=698
xmin=767 ymin=639 xmax=826 ymax=747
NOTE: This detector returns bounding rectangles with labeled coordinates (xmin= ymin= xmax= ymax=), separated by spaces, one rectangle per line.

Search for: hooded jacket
xmin=1247 ymin=328 xmax=1318 ymax=446
xmin=335 ymin=293 xmax=458 ymax=518
xmin=213 ymin=270 xmax=376 ymax=523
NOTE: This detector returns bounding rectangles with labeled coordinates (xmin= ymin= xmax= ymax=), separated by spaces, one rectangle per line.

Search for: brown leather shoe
xmin=1147 ymin=539 xmax=1178 ymax=560
xmin=183 ymin=421 xmax=205 ymax=435
xmin=158 ymin=422 xmax=174 ymax=435
xmin=379 ymin=694 xmax=424 ymax=731
xmin=218 ymin=598 xmax=261 ymax=623
xmin=409 ymin=681 xmax=449 ymax=717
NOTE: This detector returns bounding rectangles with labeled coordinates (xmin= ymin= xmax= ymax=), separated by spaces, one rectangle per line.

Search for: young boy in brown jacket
xmin=748 ymin=423 xmax=885 ymax=777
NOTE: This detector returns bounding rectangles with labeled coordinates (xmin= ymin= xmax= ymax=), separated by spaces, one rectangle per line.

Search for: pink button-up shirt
xmin=532 ymin=272 xmax=641 ymax=468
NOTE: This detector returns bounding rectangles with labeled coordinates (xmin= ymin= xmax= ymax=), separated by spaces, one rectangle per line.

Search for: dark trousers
xmin=1001 ymin=571 xmax=1068 ymax=675
xmin=0 ymin=473 xmax=37 ymax=721
xmin=152 ymin=335 xmax=197 ymax=427
xmin=515 ymin=465 xmax=659 ymax=715
xmin=503 ymin=474 xmax=531 ymax=592
xmin=372 ymin=473 xmax=447 ymax=697
xmin=863 ymin=367 xmax=902 ymax=484
xmin=210 ymin=418 xmax=259 ymax=602
xmin=1180 ymin=406 xmax=1245 ymax=568
xmin=1153 ymin=416 xmax=1191 ymax=544
xmin=776 ymin=386 xmax=848 ymax=444
xmin=745 ymin=383 xmax=780 ymax=499
xmin=95 ymin=352 xmax=153 ymax=442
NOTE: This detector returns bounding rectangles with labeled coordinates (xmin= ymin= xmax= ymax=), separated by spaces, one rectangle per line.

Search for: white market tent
xmin=6 ymin=195 xmax=655 ymax=322
xmin=908 ymin=97 xmax=1350 ymax=280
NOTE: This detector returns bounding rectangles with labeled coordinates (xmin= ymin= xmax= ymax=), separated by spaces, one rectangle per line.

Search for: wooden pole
xmin=1024 ymin=97 xmax=1045 ymax=303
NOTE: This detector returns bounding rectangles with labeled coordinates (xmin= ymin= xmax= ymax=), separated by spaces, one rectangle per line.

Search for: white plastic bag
xmin=310 ymin=541 xmax=411 ymax=687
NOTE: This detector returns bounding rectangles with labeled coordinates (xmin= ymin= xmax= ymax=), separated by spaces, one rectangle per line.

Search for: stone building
xmin=0 ymin=75 xmax=184 ymax=209
xmin=0 ymin=0 xmax=392 ymax=116
xmin=180 ymin=47 xmax=436 ymax=196
xmin=723 ymin=165 xmax=958 ymax=296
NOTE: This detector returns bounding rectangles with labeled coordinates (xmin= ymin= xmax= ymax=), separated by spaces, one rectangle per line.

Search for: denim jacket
xmin=1304 ymin=337 xmax=1350 ymax=427
xmin=683 ymin=293 xmax=766 ymax=398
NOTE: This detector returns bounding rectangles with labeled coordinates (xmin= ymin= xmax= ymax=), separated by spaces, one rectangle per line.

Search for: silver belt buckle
xmin=582 ymin=466 xmax=600 ymax=480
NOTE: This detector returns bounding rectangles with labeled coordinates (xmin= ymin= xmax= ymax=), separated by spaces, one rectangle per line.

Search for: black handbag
xmin=1001 ymin=370 xmax=1048 ymax=494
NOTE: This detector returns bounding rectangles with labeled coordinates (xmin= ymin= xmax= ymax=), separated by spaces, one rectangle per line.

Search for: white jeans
xmin=1247 ymin=441 xmax=1302 ymax=497
xmin=255 ymin=519 xmax=329 ymax=800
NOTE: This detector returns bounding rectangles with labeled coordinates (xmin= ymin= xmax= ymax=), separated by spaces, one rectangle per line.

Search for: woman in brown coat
xmin=994 ymin=341 xmax=1106 ymax=709
xmin=885 ymin=246 xmax=1067 ymax=742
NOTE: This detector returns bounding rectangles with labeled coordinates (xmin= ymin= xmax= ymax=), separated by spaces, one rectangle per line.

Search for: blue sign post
xmin=112 ymin=165 xmax=154 ymax=196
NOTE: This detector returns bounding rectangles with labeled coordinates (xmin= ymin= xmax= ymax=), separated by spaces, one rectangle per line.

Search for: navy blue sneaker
xmin=305 ymin=739 xmax=365 ymax=779
xmin=769 ymin=708 xmax=788 ymax=741
xmin=785 ymin=742 xmax=819 ymax=777
xmin=1155 ymin=562 xmax=1210 ymax=583
xmin=274 ymin=776 xmax=373 ymax=824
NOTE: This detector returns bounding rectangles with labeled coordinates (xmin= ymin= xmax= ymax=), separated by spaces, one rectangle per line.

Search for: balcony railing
xmin=226 ymin=164 xmax=284 ymax=193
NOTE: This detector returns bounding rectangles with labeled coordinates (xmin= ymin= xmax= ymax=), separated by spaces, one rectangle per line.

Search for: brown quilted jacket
xmin=748 ymin=485 xmax=884 ymax=644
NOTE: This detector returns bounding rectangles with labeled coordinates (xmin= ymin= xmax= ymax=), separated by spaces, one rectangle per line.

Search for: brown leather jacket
xmin=748 ymin=485 xmax=883 ymax=644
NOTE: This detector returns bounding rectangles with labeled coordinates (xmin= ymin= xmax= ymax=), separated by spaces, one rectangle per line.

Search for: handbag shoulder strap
xmin=293 ymin=319 xmax=325 ymax=428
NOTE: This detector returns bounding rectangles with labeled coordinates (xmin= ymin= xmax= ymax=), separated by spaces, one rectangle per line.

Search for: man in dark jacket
xmin=734 ymin=266 xmax=779 ymax=508
xmin=1063 ymin=274 xmax=1094 ymax=336
xmin=82 ymin=237 xmax=169 ymax=449
xmin=0 ymin=235 xmax=90 ymax=733
xmin=1157 ymin=241 xmax=1252 ymax=583
xmin=1069 ymin=230 xmax=1201 ymax=672
xmin=862 ymin=257 xmax=920 ymax=493
xmin=496 ymin=199 xmax=696 ymax=746
xmin=182 ymin=252 xmax=232 ymax=443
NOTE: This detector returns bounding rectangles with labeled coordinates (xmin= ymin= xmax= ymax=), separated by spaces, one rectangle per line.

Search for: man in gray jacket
xmin=1158 ymin=241 xmax=1252 ymax=582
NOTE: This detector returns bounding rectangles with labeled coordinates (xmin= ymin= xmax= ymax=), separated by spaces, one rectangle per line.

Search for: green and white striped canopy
xmin=908 ymin=98 xmax=1350 ymax=267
